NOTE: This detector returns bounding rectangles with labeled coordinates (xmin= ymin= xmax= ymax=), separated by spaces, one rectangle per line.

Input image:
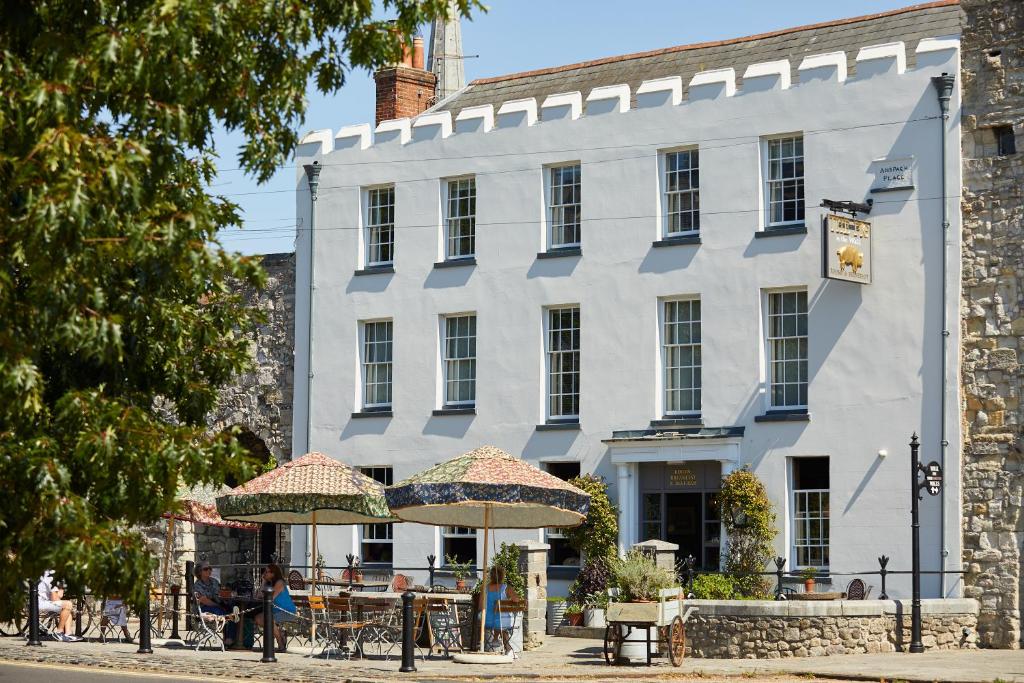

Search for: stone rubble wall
xmin=683 ymin=599 xmax=978 ymax=659
xmin=959 ymin=0 xmax=1024 ymax=649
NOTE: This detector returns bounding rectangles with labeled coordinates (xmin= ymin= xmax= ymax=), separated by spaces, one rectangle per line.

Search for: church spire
xmin=428 ymin=0 xmax=465 ymax=102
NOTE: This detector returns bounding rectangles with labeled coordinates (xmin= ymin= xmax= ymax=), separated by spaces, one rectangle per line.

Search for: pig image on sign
xmin=836 ymin=244 xmax=864 ymax=274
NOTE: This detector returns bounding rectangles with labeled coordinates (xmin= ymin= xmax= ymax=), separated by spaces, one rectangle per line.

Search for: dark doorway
xmin=259 ymin=523 xmax=278 ymax=565
xmin=665 ymin=493 xmax=702 ymax=564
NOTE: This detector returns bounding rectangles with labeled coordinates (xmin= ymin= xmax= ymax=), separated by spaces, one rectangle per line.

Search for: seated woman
xmin=192 ymin=561 xmax=237 ymax=646
xmin=481 ymin=566 xmax=520 ymax=654
xmin=253 ymin=563 xmax=297 ymax=652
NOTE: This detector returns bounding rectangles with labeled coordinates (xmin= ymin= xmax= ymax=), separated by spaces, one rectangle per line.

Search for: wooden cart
xmin=603 ymin=587 xmax=697 ymax=667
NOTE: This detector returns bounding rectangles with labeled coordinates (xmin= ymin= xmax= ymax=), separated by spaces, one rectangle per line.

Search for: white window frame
xmin=544 ymin=306 xmax=580 ymax=422
xmin=764 ymin=289 xmax=808 ymax=410
xmin=790 ymin=458 xmax=829 ymax=570
xmin=443 ymin=176 xmax=476 ymax=260
xmin=359 ymin=466 xmax=394 ymax=565
xmin=442 ymin=526 xmax=477 ymax=566
xmin=661 ymin=297 xmax=701 ymax=416
xmin=360 ymin=319 xmax=393 ymax=410
xmin=546 ymin=163 xmax=581 ymax=249
xmin=442 ymin=313 xmax=476 ymax=407
xmin=661 ymin=147 xmax=700 ymax=237
xmin=762 ymin=134 xmax=805 ymax=228
xmin=364 ymin=185 xmax=395 ymax=266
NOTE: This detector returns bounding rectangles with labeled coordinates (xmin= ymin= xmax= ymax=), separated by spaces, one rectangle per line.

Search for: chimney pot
xmin=413 ymin=37 xmax=424 ymax=70
xmin=401 ymin=41 xmax=413 ymax=67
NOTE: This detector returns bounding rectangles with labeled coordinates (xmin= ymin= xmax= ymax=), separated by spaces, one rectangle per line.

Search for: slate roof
xmin=434 ymin=0 xmax=962 ymax=115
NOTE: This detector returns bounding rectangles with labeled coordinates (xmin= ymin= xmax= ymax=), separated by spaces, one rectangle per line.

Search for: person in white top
xmin=38 ymin=571 xmax=80 ymax=641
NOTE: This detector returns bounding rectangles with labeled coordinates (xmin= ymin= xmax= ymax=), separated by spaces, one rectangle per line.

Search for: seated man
xmin=38 ymin=570 xmax=80 ymax=642
xmin=193 ymin=561 xmax=237 ymax=646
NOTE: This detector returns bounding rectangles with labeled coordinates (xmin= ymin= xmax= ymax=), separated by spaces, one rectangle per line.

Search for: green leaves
xmin=0 ymin=0 xmax=480 ymax=615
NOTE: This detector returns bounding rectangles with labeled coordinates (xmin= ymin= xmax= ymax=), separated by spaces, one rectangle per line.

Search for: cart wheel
xmin=668 ymin=615 xmax=686 ymax=666
xmin=603 ymin=624 xmax=622 ymax=665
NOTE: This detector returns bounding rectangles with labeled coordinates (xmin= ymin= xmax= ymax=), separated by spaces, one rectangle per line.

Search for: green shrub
xmin=690 ymin=574 xmax=738 ymax=600
xmin=564 ymin=475 xmax=618 ymax=562
xmin=473 ymin=542 xmax=526 ymax=598
xmin=717 ymin=468 xmax=777 ymax=599
xmin=568 ymin=556 xmax=612 ymax=608
xmin=610 ymin=550 xmax=676 ymax=602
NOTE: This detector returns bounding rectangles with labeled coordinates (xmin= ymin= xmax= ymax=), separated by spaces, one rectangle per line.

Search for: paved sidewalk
xmin=1 ymin=635 xmax=1022 ymax=682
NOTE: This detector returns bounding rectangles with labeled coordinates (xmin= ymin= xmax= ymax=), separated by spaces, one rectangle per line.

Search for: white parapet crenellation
xmin=688 ymin=68 xmax=736 ymax=101
xmin=915 ymin=35 xmax=961 ymax=69
xmin=742 ymin=59 xmax=792 ymax=93
xmin=454 ymin=104 xmax=494 ymax=134
xmin=334 ymin=123 xmax=372 ymax=152
xmin=540 ymin=91 xmax=583 ymax=121
xmin=411 ymin=111 xmax=453 ymax=142
xmin=496 ymin=98 xmax=538 ymax=129
xmin=855 ymin=41 xmax=906 ymax=77
xmin=585 ymin=84 xmax=631 ymax=115
xmin=636 ymin=76 xmax=682 ymax=109
xmin=798 ymin=51 xmax=847 ymax=84
xmin=374 ymin=117 xmax=412 ymax=145
xmin=297 ymin=128 xmax=333 ymax=156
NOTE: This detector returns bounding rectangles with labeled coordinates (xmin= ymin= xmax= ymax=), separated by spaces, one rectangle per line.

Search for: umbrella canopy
xmin=385 ymin=445 xmax=590 ymax=529
xmin=215 ymin=451 xmax=394 ymax=524
xmin=165 ymin=484 xmax=257 ymax=530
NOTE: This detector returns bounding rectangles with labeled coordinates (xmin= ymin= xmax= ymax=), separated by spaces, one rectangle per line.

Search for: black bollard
xmin=185 ymin=561 xmax=194 ymax=633
xmin=878 ymin=555 xmax=890 ymax=600
xmin=137 ymin=591 xmax=153 ymax=654
xmin=170 ymin=585 xmax=181 ymax=640
xmin=399 ymin=590 xmax=416 ymax=672
xmin=261 ymin=584 xmax=276 ymax=663
xmin=27 ymin=579 xmax=42 ymax=646
xmin=774 ymin=557 xmax=787 ymax=600
xmin=427 ymin=554 xmax=436 ymax=589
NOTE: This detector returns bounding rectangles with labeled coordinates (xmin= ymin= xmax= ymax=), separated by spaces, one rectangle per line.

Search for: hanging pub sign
xmin=823 ymin=214 xmax=872 ymax=284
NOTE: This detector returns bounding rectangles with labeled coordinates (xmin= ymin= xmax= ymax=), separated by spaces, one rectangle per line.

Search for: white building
xmin=291 ymin=2 xmax=964 ymax=598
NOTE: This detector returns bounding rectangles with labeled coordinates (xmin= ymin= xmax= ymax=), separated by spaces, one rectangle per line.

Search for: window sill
xmin=351 ymin=409 xmax=393 ymax=419
xmin=651 ymin=417 xmax=704 ymax=428
xmin=652 ymin=234 xmax=701 ymax=248
xmin=536 ymin=421 xmax=581 ymax=432
xmin=354 ymin=264 xmax=395 ymax=276
xmin=547 ymin=566 xmax=581 ymax=580
xmin=433 ymin=257 xmax=477 ymax=269
xmin=754 ymin=225 xmax=807 ymax=238
xmin=536 ymin=246 xmax=582 ymax=260
xmin=754 ymin=409 xmax=810 ymax=423
xmin=432 ymin=407 xmax=476 ymax=416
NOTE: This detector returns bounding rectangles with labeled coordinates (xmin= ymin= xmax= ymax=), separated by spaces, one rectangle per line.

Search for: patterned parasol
xmin=386 ymin=445 xmax=590 ymax=657
xmin=165 ymin=484 xmax=256 ymax=530
xmin=385 ymin=445 xmax=590 ymax=529
xmin=215 ymin=452 xmax=394 ymax=525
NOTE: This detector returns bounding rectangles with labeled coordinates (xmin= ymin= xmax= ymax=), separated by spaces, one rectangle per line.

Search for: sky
xmin=214 ymin=0 xmax=922 ymax=256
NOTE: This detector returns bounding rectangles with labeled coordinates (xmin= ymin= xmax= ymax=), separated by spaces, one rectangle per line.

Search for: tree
xmin=0 ymin=0 xmax=478 ymax=614
xmin=564 ymin=474 xmax=618 ymax=562
xmin=717 ymin=467 xmax=778 ymax=599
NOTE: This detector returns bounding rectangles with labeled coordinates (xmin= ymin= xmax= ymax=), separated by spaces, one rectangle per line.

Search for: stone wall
xmin=959 ymin=0 xmax=1024 ymax=649
xmin=684 ymin=599 xmax=978 ymax=659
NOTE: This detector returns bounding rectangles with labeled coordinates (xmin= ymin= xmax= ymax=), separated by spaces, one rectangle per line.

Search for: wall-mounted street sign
xmin=924 ymin=461 xmax=943 ymax=496
xmin=823 ymin=214 xmax=872 ymax=284
xmin=870 ymin=156 xmax=915 ymax=193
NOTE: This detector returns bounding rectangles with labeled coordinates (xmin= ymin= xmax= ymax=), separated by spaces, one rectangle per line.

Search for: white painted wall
xmin=291 ymin=39 xmax=963 ymax=597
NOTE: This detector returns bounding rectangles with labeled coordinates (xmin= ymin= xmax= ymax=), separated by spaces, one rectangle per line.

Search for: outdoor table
xmin=788 ymin=591 xmax=845 ymax=601
xmin=302 ymin=577 xmax=391 ymax=592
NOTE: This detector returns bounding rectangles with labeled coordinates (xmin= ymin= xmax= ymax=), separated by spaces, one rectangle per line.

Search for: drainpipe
xmin=931 ymin=73 xmax=954 ymax=597
xmin=302 ymin=161 xmax=321 ymax=567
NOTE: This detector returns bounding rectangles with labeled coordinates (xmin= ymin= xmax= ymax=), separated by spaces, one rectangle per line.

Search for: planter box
xmin=584 ymin=607 xmax=606 ymax=628
xmin=547 ymin=601 xmax=567 ymax=634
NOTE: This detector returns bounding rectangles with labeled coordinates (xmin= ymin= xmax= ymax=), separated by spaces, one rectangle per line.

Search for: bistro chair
xmin=306 ymin=595 xmax=337 ymax=657
xmin=187 ymin=596 xmax=226 ymax=652
xmin=326 ymin=596 xmax=366 ymax=659
xmin=484 ymin=599 xmax=524 ymax=659
xmin=844 ymin=578 xmax=872 ymax=600
xmin=287 ymin=570 xmax=305 ymax=591
xmin=427 ymin=598 xmax=464 ymax=657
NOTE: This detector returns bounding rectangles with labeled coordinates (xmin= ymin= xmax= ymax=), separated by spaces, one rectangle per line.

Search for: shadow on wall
xmin=638 ymin=243 xmax=698 ymax=274
xmin=346 ymin=271 xmax=393 ymax=294
xmin=521 ymin=427 xmax=582 ymax=462
xmin=527 ymin=254 xmax=580 ymax=279
xmin=425 ymin=265 xmax=474 ymax=289
xmin=341 ymin=415 xmax=391 ymax=440
xmin=422 ymin=414 xmax=474 ymax=438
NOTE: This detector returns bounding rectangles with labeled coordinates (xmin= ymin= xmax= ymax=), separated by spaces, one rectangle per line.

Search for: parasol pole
xmin=158 ymin=516 xmax=175 ymax=633
xmin=478 ymin=503 xmax=491 ymax=653
xmin=310 ymin=510 xmax=318 ymax=652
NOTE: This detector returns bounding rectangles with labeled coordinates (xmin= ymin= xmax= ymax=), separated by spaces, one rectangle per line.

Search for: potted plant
xmin=583 ymin=592 xmax=609 ymax=628
xmin=565 ymin=602 xmax=584 ymax=627
xmin=607 ymin=550 xmax=679 ymax=662
xmin=546 ymin=597 xmax=568 ymax=633
xmin=610 ymin=550 xmax=676 ymax=604
xmin=445 ymin=554 xmax=472 ymax=591
xmin=800 ymin=566 xmax=817 ymax=593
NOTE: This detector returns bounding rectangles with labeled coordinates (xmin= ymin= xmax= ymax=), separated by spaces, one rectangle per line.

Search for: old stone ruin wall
xmin=959 ymin=0 xmax=1024 ymax=649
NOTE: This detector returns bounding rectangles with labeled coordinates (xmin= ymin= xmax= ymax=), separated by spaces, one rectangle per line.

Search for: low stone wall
xmin=685 ymin=599 xmax=979 ymax=659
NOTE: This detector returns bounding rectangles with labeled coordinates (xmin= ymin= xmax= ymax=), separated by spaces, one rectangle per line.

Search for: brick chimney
xmin=375 ymin=36 xmax=437 ymax=125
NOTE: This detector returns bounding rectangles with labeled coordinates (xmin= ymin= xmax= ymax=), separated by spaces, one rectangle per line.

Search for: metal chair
xmin=187 ymin=596 xmax=226 ymax=651
xmin=844 ymin=578 xmax=873 ymax=600
xmin=287 ymin=570 xmax=305 ymax=591
xmin=484 ymin=599 xmax=524 ymax=658
xmin=427 ymin=599 xmax=464 ymax=657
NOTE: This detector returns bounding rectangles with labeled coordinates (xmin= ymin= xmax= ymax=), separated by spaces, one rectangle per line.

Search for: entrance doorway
xmin=641 ymin=490 xmax=720 ymax=569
